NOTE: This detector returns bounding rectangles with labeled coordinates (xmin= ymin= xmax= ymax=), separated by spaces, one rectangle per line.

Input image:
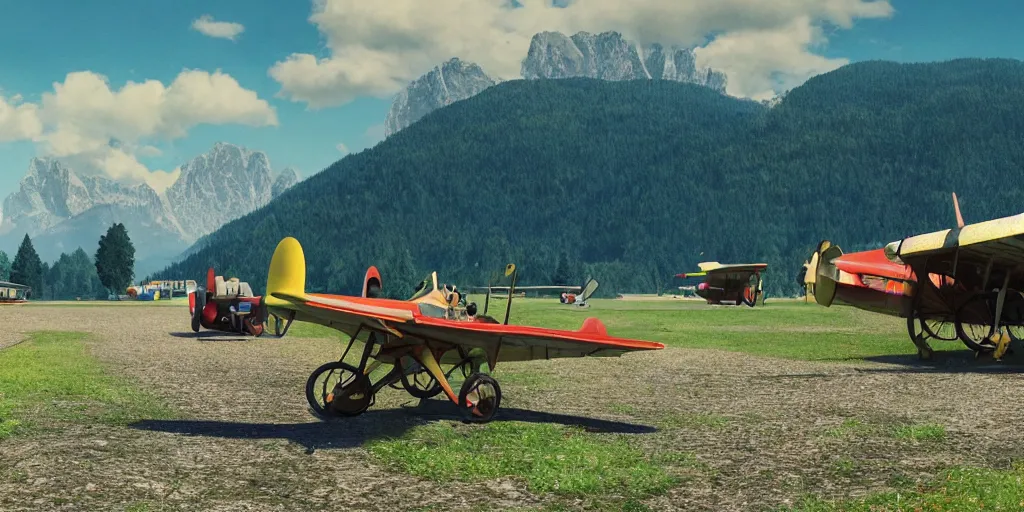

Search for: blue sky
xmin=1 ymin=0 xmax=1022 ymax=199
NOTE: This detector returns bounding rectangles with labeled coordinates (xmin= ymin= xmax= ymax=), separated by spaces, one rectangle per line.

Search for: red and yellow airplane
xmin=675 ymin=262 xmax=767 ymax=307
xmin=811 ymin=193 xmax=1024 ymax=360
xmin=264 ymin=237 xmax=664 ymax=423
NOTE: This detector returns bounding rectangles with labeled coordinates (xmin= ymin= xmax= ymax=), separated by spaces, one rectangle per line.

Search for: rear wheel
xmin=191 ymin=292 xmax=205 ymax=333
xmin=305 ymin=361 xmax=372 ymax=418
xmin=955 ymin=294 xmax=995 ymax=352
xmin=399 ymin=358 xmax=443 ymax=399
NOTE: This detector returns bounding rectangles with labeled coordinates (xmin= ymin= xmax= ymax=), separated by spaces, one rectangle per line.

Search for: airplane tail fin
xmin=363 ymin=266 xmax=382 ymax=298
xmin=580 ymin=278 xmax=600 ymax=301
xmin=266 ymin=237 xmax=307 ymax=308
xmin=813 ymin=241 xmax=843 ymax=307
xmin=952 ymin=192 xmax=965 ymax=228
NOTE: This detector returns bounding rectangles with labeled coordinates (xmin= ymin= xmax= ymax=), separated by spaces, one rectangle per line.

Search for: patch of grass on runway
xmin=0 ymin=331 xmax=174 ymax=438
xmin=368 ymin=421 xmax=676 ymax=498
xmin=891 ymin=423 xmax=946 ymax=442
xmin=782 ymin=462 xmax=1024 ymax=511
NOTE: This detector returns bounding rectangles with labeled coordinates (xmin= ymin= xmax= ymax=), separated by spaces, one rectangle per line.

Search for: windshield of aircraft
xmin=408 ymin=274 xmax=436 ymax=301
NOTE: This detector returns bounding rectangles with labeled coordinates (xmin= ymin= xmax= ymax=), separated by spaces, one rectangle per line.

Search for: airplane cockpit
xmin=408 ymin=272 xmax=482 ymax=321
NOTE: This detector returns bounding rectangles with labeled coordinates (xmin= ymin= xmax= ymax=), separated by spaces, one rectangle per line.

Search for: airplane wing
xmin=676 ymin=263 xmax=767 ymax=279
xmin=466 ymin=285 xmax=582 ymax=292
xmin=266 ymin=238 xmax=664 ymax=368
xmin=884 ymin=210 xmax=1024 ymax=288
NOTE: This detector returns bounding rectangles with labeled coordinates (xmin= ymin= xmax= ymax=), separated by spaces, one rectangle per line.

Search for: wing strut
xmin=952 ymin=192 xmax=965 ymax=228
xmin=503 ymin=264 xmax=518 ymax=325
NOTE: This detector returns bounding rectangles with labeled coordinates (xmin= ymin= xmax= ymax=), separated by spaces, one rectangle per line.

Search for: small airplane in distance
xmin=469 ymin=278 xmax=601 ymax=309
xmin=263 ymin=237 xmax=664 ymax=423
xmin=188 ymin=268 xmax=267 ymax=337
xmin=559 ymin=278 xmax=600 ymax=308
xmin=812 ymin=193 xmax=1024 ymax=360
xmin=675 ymin=262 xmax=767 ymax=307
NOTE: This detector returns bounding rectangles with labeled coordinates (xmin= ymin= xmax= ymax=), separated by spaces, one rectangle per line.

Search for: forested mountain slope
xmin=156 ymin=58 xmax=1024 ymax=298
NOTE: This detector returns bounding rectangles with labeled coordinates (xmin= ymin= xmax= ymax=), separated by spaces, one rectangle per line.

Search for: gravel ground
xmin=2 ymin=305 xmax=1024 ymax=511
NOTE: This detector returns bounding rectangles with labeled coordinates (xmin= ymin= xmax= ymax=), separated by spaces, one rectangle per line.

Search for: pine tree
xmin=552 ymin=252 xmax=571 ymax=285
xmin=0 ymin=250 xmax=10 ymax=282
xmin=95 ymin=223 xmax=136 ymax=298
xmin=10 ymin=234 xmax=43 ymax=299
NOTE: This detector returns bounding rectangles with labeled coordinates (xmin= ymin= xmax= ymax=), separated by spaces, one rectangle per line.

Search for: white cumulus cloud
xmin=270 ymin=0 xmax=893 ymax=107
xmin=1 ymin=69 xmax=277 ymax=192
xmin=191 ymin=14 xmax=245 ymax=41
xmin=0 ymin=94 xmax=43 ymax=142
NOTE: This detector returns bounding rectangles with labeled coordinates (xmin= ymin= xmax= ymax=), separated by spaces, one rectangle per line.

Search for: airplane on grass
xmin=675 ymin=263 xmax=767 ymax=307
xmin=468 ymin=278 xmax=600 ymax=309
xmin=263 ymin=237 xmax=664 ymax=423
xmin=188 ymin=268 xmax=267 ymax=337
xmin=811 ymin=193 xmax=1024 ymax=360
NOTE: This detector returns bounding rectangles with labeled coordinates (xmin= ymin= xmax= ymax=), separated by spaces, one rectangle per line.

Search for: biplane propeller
xmin=263 ymin=237 xmax=664 ymax=423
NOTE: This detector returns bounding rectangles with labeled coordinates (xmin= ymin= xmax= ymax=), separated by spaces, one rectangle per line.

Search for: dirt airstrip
xmin=2 ymin=305 xmax=1024 ymax=511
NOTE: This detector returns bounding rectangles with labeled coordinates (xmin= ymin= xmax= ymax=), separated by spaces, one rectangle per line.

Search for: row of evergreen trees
xmin=0 ymin=224 xmax=137 ymax=300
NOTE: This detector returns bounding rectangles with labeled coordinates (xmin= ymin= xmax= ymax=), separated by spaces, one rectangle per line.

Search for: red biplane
xmin=811 ymin=193 xmax=1024 ymax=360
xmin=188 ymin=269 xmax=267 ymax=337
xmin=264 ymin=237 xmax=664 ymax=423
xmin=675 ymin=263 xmax=766 ymax=307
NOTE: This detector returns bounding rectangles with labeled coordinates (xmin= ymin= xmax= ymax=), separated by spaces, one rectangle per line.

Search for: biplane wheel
xmin=191 ymin=292 xmax=205 ymax=333
xmin=920 ymin=317 xmax=957 ymax=341
xmin=244 ymin=317 xmax=264 ymax=337
xmin=954 ymin=295 xmax=995 ymax=352
xmin=1000 ymin=292 xmax=1024 ymax=343
xmin=458 ymin=373 xmax=501 ymax=423
xmin=305 ymin=361 xmax=372 ymax=418
xmin=398 ymin=359 xmax=443 ymax=399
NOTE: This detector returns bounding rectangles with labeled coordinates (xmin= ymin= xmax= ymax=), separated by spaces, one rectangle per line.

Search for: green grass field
xmin=4 ymin=298 xmax=1021 ymax=511
xmin=0 ymin=331 xmax=175 ymax=439
xmin=272 ymin=297 xmax=1024 ymax=510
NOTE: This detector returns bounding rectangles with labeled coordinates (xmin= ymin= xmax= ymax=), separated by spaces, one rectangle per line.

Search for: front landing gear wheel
xmin=305 ymin=361 xmax=372 ymax=418
xmin=458 ymin=373 xmax=501 ymax=423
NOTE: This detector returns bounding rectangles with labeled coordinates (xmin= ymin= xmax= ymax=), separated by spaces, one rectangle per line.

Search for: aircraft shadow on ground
xmin=857 ymin=349 xmax=1024 ymax=374
xmin=130 ymin=400 xmax=657 ymax=452
xmin=168 ymin=331 xmax=251 ymax=342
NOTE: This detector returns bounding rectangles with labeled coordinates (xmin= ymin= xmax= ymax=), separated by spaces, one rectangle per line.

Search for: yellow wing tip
xmin=266 ymin=237 xmax=306 ymax=308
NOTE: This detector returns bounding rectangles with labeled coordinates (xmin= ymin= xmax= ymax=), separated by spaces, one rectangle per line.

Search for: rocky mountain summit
xmin=0 ymin=142 xmax=301 ymax=277
xmin=384 ymin=58 xmax=496 ymax=137
xmin=383 ymin=30 xmax=729 ymax=137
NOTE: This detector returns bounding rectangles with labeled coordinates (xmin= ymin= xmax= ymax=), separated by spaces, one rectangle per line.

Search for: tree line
xmin=1 ymin=223 xmax=137 ymax=300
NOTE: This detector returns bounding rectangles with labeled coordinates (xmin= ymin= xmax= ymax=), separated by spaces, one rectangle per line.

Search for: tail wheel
xmin=191 ymin=292 xmax=206 ymax=333
xmin=271 ymin=314 xmax=287 ymax=337
xmin=399 ymin=358 xmax=443 ymax=399
xmin=954 ymin=294 xmax=995 ymax=352
xmin=458 ymin=373 xmax=501 ymax=423
xmin=305 ymin=361 xmax=372 ymax=418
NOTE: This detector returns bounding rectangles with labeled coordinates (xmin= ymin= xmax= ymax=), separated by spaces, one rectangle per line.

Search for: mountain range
xmin=156 ymin=58 xmax=1024 ymax=299
xmin=384 ymin=30 xmax=730 ymax=136
xmin=0 ymin=142 xmax=301 ymax=277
